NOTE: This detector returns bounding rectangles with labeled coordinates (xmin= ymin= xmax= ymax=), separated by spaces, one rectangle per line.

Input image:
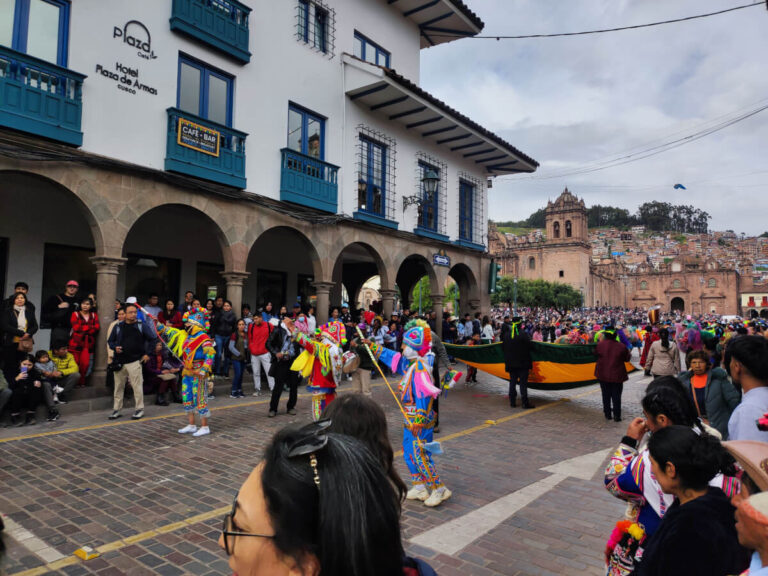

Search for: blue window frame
xmin=358 ymin=137 xmax=386 ymax=216
xmin=298 ymin=0 xmax=328 ymax=54
xmin=418 ymin=161 xmax=439 ymax=232
xmin=287 ymin=103 xmax=325 ymax=160
xmin=177 ymin=54 xmax=234 ymax=127
xmin=353 ymin=32 xmax=390 ymax=67
xmin=459 ymin=180 xmax=474 ymax=241
xmin=1 ymin=0 xmax=70 ymax=66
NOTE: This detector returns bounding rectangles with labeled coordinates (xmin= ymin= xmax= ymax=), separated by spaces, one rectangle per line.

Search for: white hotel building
xmin=0 ymin=0 xmax=537 ymax=379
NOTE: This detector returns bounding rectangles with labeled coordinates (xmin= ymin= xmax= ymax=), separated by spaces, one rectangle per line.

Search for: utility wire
xmin=430 ymin=2 xmax=763 ymax=39
xmin=504 ymin=100 xmax=768 ymax=181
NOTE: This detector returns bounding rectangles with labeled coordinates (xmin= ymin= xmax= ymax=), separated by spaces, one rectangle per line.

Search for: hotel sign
xmin=177 ymin=118 xmax=220 ymax=157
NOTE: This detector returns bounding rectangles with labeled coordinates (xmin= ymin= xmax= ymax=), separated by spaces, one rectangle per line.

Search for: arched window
xmin=528 ymin=257 xmax=536 ymax=270
xmin=565 ymin=220 xmax=572 ymax=238
xmin=553 ymin=221 xmax=560 ymax=239
xmin=640 ymin=281 xmax=648 ymax=290
xmin=708 ymin=278 xmax=717 ymax=288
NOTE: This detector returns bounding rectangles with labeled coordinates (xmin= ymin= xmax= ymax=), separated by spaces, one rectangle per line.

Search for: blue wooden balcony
xmin=0 ymin=46 xmax=86 ymax=146
xmin=165 ymin=108 xmax=248 ymax=189
xmin=170 ymin=0 xmax=251 ymax=63
xmin=280 ymin=148 xmax=339 ymax=213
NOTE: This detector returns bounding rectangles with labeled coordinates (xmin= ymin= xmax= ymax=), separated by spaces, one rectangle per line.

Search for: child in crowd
xmin=464 ymin=332 xmax=480 ymax=384
xmin=34 ymin=350 xmax=63 ymax=418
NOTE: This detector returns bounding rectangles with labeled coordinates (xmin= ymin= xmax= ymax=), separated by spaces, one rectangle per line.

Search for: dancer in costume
xmin=153 ymin=307 xmax=216 ymax=437
xmin=368 ymin=319 xmax=451 ymax=507
xmin=291 ymin=320 xmax=345 ymax=420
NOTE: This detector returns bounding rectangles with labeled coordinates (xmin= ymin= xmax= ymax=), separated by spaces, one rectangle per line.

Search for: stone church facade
xmin=490 ymin=189 xmax=742 ymax=315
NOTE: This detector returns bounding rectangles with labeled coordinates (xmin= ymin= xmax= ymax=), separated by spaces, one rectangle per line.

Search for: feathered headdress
xmin=402 ymin=319 xmax=431 ymax=356
xmin=183 ymin=306 xmax=210 ymax=331
xmin=319 ymin=320 xmax=346 ymax=346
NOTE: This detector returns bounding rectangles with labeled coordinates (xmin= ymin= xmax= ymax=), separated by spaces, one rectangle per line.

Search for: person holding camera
xmin=107 ymin=303 xmax=157 ymax=420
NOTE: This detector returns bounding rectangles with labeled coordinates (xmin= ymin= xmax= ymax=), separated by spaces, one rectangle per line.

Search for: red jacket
xmin=594 ymin=338 xmax=631 ymax=383
xmin=158 ymin=310 xmax=183 ymax=329
xmin=69 ymin=311 xmax=100 ymax=351
xmin=248 ymin=321 xmax=272 ymax=355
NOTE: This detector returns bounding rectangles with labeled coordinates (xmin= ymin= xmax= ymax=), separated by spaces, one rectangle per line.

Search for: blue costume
xmin=371 ymin=320 xmax=450 ymax=506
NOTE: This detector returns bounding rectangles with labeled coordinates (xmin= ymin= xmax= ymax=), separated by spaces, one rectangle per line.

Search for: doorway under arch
xmin=670 ymin=297 xmax=685 ymax=312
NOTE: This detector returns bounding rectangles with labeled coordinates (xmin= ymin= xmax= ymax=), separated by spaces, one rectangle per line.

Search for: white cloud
xmin=420 ymin=0 xmax=768 ymax=234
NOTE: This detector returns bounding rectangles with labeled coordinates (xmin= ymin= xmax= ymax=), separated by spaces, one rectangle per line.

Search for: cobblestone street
xmin=1 ymin=361 xmax=650 ymax=576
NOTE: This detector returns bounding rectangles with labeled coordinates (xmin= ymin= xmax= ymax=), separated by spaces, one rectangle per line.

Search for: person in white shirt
xmin=727 ymin=336 xmax=768 ymax=442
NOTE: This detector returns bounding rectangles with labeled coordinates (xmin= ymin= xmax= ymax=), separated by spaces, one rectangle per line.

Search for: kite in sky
xmin=673 ymin=183 xmax=687 ymax=190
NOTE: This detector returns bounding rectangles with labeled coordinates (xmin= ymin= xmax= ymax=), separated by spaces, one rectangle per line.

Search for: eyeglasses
xmin=221 ymin=492 xmax=275 ymax=556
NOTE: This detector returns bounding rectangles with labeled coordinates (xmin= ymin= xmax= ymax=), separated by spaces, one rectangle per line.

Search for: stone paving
xmin=0 ymin=356 xmax=652 ymax=576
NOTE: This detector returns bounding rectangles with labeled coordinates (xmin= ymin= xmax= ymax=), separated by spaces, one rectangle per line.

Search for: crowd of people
xmin=7 ymin=278 xmax=768 ymax=574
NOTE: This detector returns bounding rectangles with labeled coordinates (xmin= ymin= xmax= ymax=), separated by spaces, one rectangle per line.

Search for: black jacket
xmin=266 ymin=324 xmax=292 ymax=361
xmin=501 ymin=326 xmax=532 ymax=371
xmin=41 ymin=293 xmax=80 ymax=329
xmin=214 ymin=309 xmax=237 ymax=337
xmin=1 ymin=304 xmax=39 ymax=346
xmin=107 ymin=320 xmax=157 ymax=363
xmin=635 ymin=487 xmax=748 ymax=576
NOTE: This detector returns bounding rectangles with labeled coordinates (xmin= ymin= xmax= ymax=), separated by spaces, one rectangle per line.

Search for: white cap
xmin=126 ymin=296 xmax=137 ymax=304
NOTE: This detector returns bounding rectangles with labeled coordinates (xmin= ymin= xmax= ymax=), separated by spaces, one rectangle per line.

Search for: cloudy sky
xmin=420 ymin=0 xmax=768 ymax=235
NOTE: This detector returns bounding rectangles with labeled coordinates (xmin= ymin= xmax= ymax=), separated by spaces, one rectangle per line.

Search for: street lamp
xmin=403 ymin=169 xmax=439 ymax=212
xmin=513 ymin=277 xmax=518 ymax=317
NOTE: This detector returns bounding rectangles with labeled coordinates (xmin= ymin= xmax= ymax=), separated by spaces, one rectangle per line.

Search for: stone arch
xmin=528 ymin=256 xmax=536 ymax=270
xmin=553 ymin=221 xmax=560 ymax=239
xmin=448 ymin=262 xmax=479 ymax=316
xmin=670 ymin=297 xmax=685 ymax=312
xmin=331 ymin=241 xmax=390 ymax=313
xmin=245 ymin=225 xmax=325 ymax=313
xmin=395 ymin=253 xmax=438 ymax=312
xmin=761 ymin=309 xmax=768 ymax=320
xmin=565 ymin=220 xmax=572 ymax=238
xmin=0 ymin=170 xmax=106 ymax=255
xmin=251 ymin=225 xmax=324 ymax=281
xmin=122 ymin=203 xmax=232 ymax=302
xmin=330 ymin=241 xmax=390 ymax=290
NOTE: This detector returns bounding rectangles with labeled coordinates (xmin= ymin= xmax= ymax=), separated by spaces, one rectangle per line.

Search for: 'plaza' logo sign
xmin=113 ymin=20 xmax=157 ymax=60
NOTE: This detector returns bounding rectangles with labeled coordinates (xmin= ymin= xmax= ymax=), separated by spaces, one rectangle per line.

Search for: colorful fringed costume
xmin=154 ymin=308 xmax=215 ymax=417
xmin=370 ymin=320 xmax=448 ymax=503
xmin=603 ymin=437 xmax=740 ymax=575
xmin=291 ymin=321 xmax=345 ymax=420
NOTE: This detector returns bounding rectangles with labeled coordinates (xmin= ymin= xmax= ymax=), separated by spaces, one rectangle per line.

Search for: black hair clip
xmin=287 ymin=419 xmax=332 ymax=458
xmin=287 ymin=419 xmax=331 ymax=488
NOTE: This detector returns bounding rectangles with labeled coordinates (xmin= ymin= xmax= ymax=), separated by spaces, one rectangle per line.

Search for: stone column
xmin=221 ymin=270 xmax=250 ymax=317
xmin=312 ymin=281 xmax=335 ymax=325
xmin=431 ymin=294 xmax=444 ymax=338
xmin=380 ymin=289 xmax=397 ymax=318
xmin=90 ymin=255 xmax=127 ymax=384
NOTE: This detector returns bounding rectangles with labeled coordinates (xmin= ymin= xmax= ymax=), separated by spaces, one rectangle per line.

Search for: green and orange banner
xmin=444 ymin=341 xmax=638 ymax=391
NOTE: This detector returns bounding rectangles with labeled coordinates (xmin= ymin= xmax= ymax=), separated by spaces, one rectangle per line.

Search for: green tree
xmin=491 ymin=278 xmax=582 ymax=310
xmin=444 ymin=280 xmax=459 ymax=314
xmin=410 ymin=276 xmax=432 ymax=314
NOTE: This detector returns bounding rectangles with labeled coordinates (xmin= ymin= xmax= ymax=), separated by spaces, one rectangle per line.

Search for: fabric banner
xmin=444 ymin=341 xmax=638 ymax=391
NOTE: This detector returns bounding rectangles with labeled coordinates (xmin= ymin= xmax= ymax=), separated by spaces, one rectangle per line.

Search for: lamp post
xmin=513 ymin=277 xmax=518 ymax=317
xmin=402 ymin=169 xmax=439 ymax=212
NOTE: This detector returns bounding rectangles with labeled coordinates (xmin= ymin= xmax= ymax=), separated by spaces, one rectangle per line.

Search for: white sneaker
xmin=192 ymin=426 xmax=210 ymax=437
xmin=178 ymin=424 xmax=197 ymax=434
xmin=52 ymin=385 xmax=64 ymax=394
xmin=424 ymin=487 xmax=452 ymax=507
xmin=406 ymin=485 xmax=430 ymax=501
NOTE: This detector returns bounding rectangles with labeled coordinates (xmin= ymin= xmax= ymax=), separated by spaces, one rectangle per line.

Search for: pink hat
xmin=66 ymin=280 xmax=79 ymax=287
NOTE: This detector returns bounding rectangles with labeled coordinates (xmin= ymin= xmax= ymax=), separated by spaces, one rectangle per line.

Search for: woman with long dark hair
xmin=158 ymin=299 xmax=183 ymax=329
xmin=321 ymin=394 xmax=408 ymax=505
xmin=603 ymin=377 xmax=738 ymax=575
xmin=219 ymin=421 xmax=436 ymax=575
xmin=646 ymin=328 xmax=680 ymax=377
xmin=636 ymin=426 xmax=747 ymax=575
